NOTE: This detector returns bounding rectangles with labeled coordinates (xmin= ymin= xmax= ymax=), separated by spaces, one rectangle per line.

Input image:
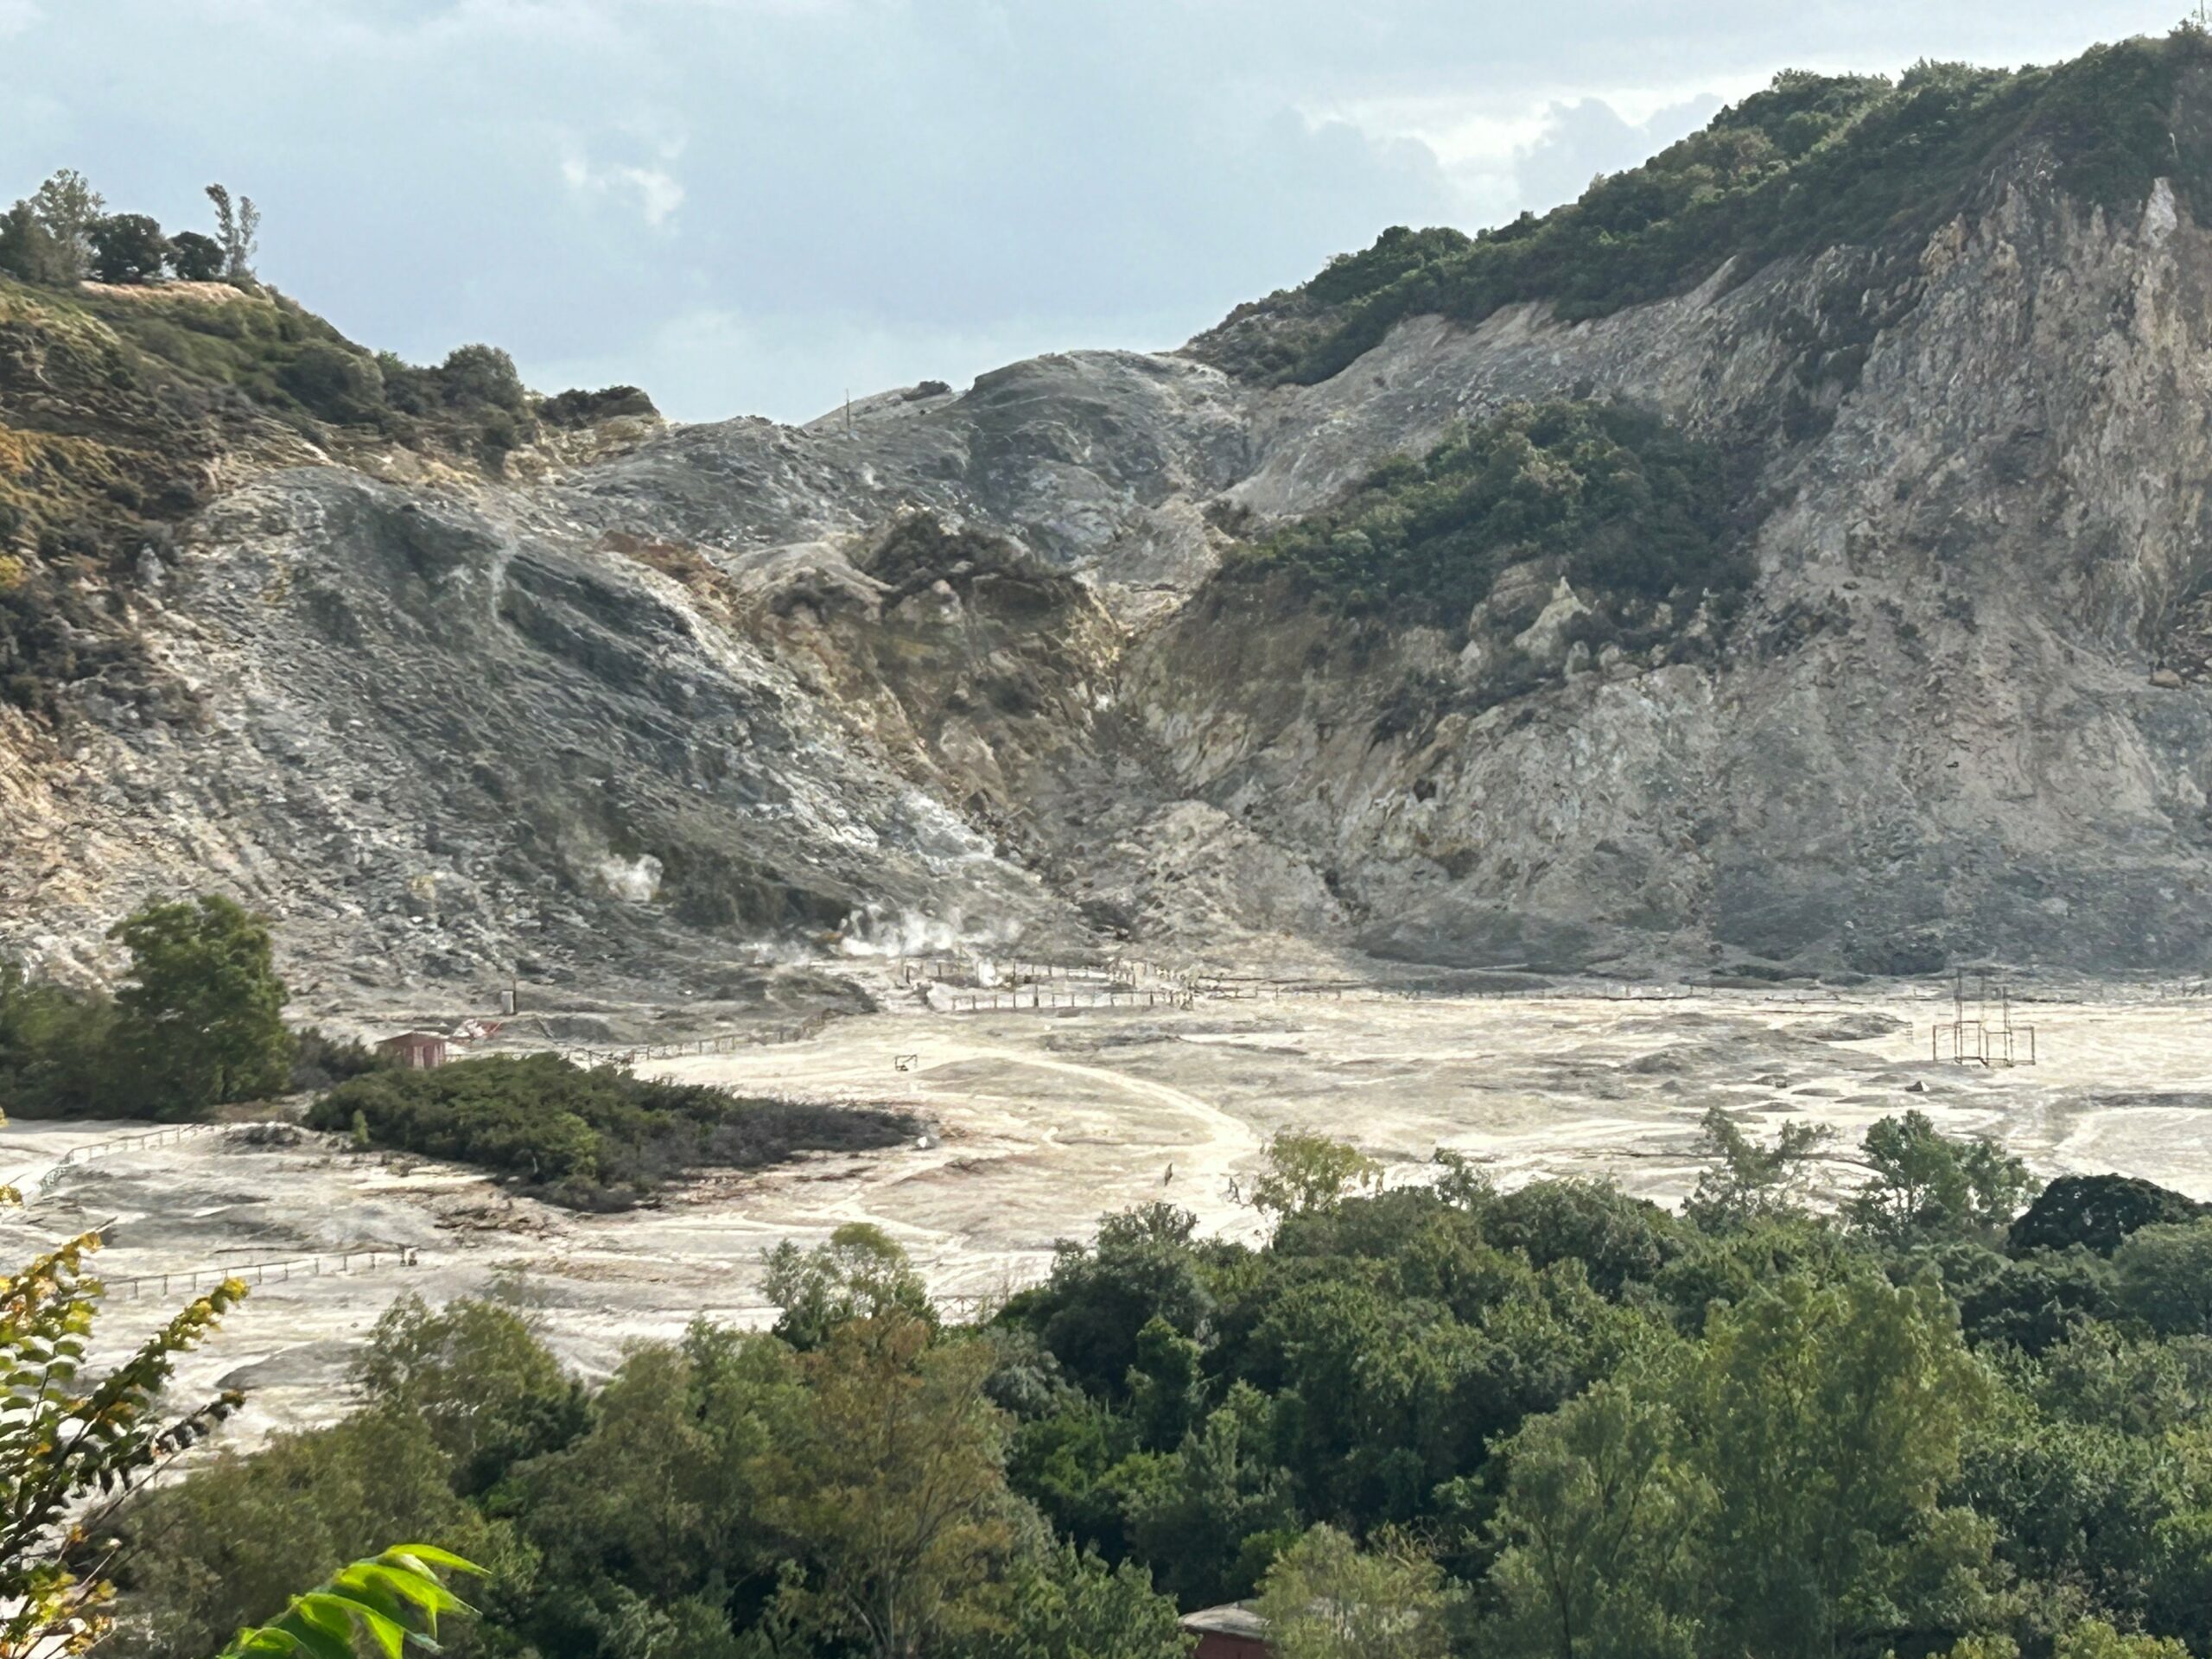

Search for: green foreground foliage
xmin=99 ymin=1106 xmax=2212 ymax=1659
xmin=1206 ymin=29 xmax=2212 ymax=385
xmin=216 ymin=1545 xmax=482 ymax=1659
xmin=309 ymin=1054 xmax=918 ymax=1209
xmin=0 ymin=1175 xmax=245 ymax=1656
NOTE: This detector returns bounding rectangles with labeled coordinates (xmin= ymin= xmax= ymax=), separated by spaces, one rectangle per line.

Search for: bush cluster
xmin=1226 ymin=400 xmax=1744 ymax=631
xmin=308 ymin=1052 xmax=917 ymax=1207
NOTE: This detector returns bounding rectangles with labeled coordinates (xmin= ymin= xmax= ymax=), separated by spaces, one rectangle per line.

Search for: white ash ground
xmin=3 ymin=978 xmax=2209 ymax=1448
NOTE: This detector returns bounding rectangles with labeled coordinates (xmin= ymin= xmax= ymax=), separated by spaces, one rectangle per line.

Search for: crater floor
xmin=5 ymin=972 xmax=2208 ymax=1445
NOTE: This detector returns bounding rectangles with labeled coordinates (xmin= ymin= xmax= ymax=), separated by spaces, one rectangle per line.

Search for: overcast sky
xmin=0 ymin=1 xmax=2183 ymax=423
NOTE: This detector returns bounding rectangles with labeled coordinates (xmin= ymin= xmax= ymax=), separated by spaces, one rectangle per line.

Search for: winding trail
xmin=953 ymin=1044 xmax=1264 ymax=1206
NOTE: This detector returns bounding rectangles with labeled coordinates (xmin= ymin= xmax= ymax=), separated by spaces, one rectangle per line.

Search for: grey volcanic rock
xmin=13 ymin=168 xmax=2212 ymax=987
xmin=1133 ymin=175 xmax=2212 ymax=977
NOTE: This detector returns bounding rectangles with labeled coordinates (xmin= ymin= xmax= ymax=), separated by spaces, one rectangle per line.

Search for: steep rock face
xmin=1135 ymin=172 xmax=2212 ymax=974
xmin=12 ymin=163 xmax=2212 ymax=985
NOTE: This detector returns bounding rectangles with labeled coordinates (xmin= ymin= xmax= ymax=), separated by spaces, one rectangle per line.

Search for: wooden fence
xmin=32 ymin=1121 xmax=296 ymax=1197
xmin=565 ymin=1011 xmax=831 ymax=1069
xmin=944 ymin=987 xmax=1196 ymax=1014
xmin=899 ymin=954 xmax=1176 ymax=989
xmin=105 ymin=1244 xmax=419 ymax=1301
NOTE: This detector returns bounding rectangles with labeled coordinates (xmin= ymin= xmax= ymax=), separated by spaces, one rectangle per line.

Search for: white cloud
xmin=0 ymin=0 xmax=2180 ymax=427
xmin=524 ymin=302 xmax=1198 ymax=427
xmin=1513 ymin=93 xmax=1726 ymax=212
xmin=561 ymin=153 xmax=685 ymax=226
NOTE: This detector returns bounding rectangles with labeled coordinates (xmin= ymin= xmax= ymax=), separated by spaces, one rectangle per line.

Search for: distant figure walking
xmin=1164 ymin=1161 xmax=1174 ymax=1185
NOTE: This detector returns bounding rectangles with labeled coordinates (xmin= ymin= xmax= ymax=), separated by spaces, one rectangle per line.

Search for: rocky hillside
xmin=13 ymin=31 xmax=2212 ymax=990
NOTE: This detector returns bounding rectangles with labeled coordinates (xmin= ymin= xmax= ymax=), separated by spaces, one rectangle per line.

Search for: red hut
xmin=1179 ymin=1605 xmax=1271 ymax=1659
xmin=378 ymin=1031 xmax=450 ymax=1070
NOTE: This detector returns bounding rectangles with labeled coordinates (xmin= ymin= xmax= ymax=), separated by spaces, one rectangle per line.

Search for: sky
xmin=0 ymin=1 xmax=2185 ymax=424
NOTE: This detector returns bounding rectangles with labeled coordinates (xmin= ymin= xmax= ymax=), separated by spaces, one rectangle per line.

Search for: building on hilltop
xmin=378 ymin=1031 xmax=449 ymax=1070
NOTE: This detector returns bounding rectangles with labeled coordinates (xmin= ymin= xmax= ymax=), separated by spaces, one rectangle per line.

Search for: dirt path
xmin=954 ymin=1042 xmax=1265 ymax=1210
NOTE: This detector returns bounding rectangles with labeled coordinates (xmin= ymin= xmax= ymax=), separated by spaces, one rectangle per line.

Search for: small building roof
xmin=1179 ymin=1605 xmax=1269 ymax=1640
xmin=379 ymin=1031 xmax=448 ymax=1046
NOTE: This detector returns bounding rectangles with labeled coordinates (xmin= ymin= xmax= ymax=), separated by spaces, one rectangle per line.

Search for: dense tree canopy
xmin=92 ymin=1115 xmax=2212 ymax=1659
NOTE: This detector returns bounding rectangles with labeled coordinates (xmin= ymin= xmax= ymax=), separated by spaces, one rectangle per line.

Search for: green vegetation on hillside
xmin=97 ymin=1110 xmax=2212 ymax=1659
xmin=1201 ymin=29 xmax=2212 ymax=385
xmin=308 ymin=1053 xmax=918 ymax=1208
xmin=1224 ymin=401 xmax=1741 ymax=631
xmin=0 ymin=168 xmax=657 ymax=725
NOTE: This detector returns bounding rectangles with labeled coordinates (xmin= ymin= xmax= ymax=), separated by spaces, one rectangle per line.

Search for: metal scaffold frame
xmin=1932 ymin=971 xmax=2037 ymax=1066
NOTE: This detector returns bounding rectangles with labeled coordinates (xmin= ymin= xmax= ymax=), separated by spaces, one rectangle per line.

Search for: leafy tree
xmin=511 ymin=1321 xmax=800 ymax=1634
xmin=86 ymin=214 xmax=168 ymax=284
xmin=1124 ymin=1385 xmax=1298 ymax=1605
xmin=1485 ymin=1382 xmax=1713 ymax=1659
xmin=1004 ymin=1400 xmax=1148 ymax=1560
xmin=280 ymin=340 xmax=385 ymax=423
xmin=2051 ymin=1620 xmax=2194 ymax=1658
xmin=766 ymin=1315 xmax=1011 ymax=1659
xmin=0 ymin=1231 xmax=244 ymax=1658
xmin=1681 ymin=1106 xmax=1831 ymax=1232
xmin=954 ymin=1536 xmax=1188 ymax=1659
xmin=1679 ymin=1271 xmax=2002 ymax=1656
xmin=1943 ymin=1243 xmax=2115 ymax=1354
xmin=1246 ymin=1268 xmax=1489 ymax=1522
xmin=214 ymin=1544 xmax=482 ymax=1659
xmin=1255 ymin=1523 xmax=1458 ymax=1659
xmin=1479 ymin=1178 xmax=1686 ymax=1295
xmin=0 ymin=203 xmax=72 ymax=286
xmin=1239 ymin=1133 xmax=1382 ymax=1221
xmin=0 ymin=964 xmax=119 ymax=1117
xmin=2110 ymin=1221 xmax=2212 ymax=1337
xmin=1125 ymin=1315 xmax=1204 ymax=1453
xmin=353 ymin=1294 xmax=586 ymax=1494
xmin=1958 ymin=1394 xmax=2183 ymax=1647
xmin=437 ymin=344 xmax=529 ymax=412
xmin=108 ymin=893 xmax=294 ymax=1115
xmin=2021 ymin=1320 xmax=2212 ymax=1440
xmin=763 ymin=1223 xmax=937 ymax=1351
xmin=1846 ymin=1111 xmax=2038 ymax=1243
xmin=205 ymin=183 xmax=259 ymax=282
xmin=109 ymin=1405 xmax=509 ymax=1659
xmin=164 ymin=229 xmax=226 ymax=283
xmin=2012 ymin=1176 xmax=2206 ymax=1258
xmin=1014 ymin=1204 xmax=1214 ymax=1402
xmin=28 ymin=170 xmax=103 ymax=280
xmin=1489 ymin=1269 xmax=2003 ymax=1659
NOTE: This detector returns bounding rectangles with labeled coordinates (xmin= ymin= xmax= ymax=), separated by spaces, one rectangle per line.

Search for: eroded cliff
xmin=13 ymin=41 xmax=2212 ymax=988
